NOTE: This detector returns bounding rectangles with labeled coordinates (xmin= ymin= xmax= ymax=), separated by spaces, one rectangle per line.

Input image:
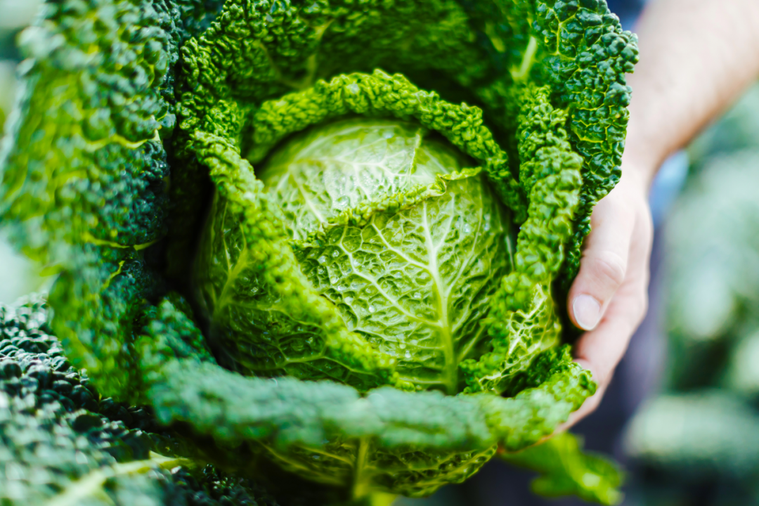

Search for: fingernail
xmin=573 ymin=295 xmax=602 ymax=330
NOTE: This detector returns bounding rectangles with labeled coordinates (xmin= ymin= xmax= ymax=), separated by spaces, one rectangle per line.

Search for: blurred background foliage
xmin=0 ymin=0 xmax=50 ymax=304
xmin=624 ymin=85 xmax=759 ymax=505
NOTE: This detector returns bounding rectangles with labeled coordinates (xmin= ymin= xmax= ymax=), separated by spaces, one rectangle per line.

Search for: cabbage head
xmin=195 ymin=116 xmax=514 ymax=394
xmin=0 ymin=0 xmax=637 ymax=503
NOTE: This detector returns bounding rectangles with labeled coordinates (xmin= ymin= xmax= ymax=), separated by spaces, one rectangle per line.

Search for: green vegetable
xmin=0 ymin=294 xmax=620 ymax=505
xmin=195 ymin=113 xmax=514 ymax=394
xmin=0 ymin=0 xmax=637 ymax=503
xmin=501 ymin=432 xmax=625 ymax=505
xmin=0 ymin=295 xmax=281 ymax=506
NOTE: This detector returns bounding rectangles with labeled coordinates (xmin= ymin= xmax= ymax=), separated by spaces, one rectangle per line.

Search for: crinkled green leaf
xmin=465 ymin=1 xmax=638 ymax=290
xmin=0 ymin=295 xmax=280 ymax=506
xmin=0 ymin=0 xmax=224 ymax=399
xmin=459 ymin=85 xmax=582 ymax=392
xmin=501 ymin=432 xmax=623 ymax=505
xmin=148 ymin=344 xmax=593 ymax=496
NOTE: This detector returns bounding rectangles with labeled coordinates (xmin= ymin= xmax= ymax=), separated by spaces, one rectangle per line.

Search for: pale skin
xmin=566 ymin=0 xmax=759 ymax=425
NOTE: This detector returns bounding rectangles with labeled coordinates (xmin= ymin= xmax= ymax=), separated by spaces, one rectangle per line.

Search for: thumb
xmin=568 ymin=195 xmax=635 ymax=331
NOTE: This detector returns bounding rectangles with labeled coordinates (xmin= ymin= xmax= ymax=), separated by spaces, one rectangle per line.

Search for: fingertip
xmin=572 ymin=294 xmax=602 ymax=330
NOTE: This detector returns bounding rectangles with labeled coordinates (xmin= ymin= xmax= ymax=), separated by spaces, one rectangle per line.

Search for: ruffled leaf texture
xmin=0 ymin=0 xmax=634 ymax=501
xmin=0 ymin=296 xmax=282 ymax=506
xmin=194 ymin=102 xmax=515 ymax=394
xmin=501 ymin=432 xmax=624 ymax=505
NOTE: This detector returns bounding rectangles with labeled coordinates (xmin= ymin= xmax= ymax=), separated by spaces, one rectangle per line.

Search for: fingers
xmin=575 ymin=276 xmax=649 ymax=388
xmin=563 ymin=204 xmax=653 ymax=428
xmin=568 ymin=184 xmax=637 ymax=331
xmin=559 ymin=172 xmax=654 ymax=429
xmin=563 ymin=278 xmax=649 ymax=428
xmin=575 ymin=193 xmax=653 ymax=383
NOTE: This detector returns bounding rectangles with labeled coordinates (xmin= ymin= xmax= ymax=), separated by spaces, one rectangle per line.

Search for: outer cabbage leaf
xmin=0 ymin=0 xmax=223 ymax=400
xmin=501 ymin=432 xmax=624 ymax=505
xmin=464 ymin=0 xmax=638 ymax=290
xmin=0 ymin=293 xmax=596 ymax=503
xmin=0 ymin=295 xmax=280 ymax=506
xmin=147 ymin=345 xmax=594 ymax=497
xmin=460 ymin=85 xmax=583 ymax=392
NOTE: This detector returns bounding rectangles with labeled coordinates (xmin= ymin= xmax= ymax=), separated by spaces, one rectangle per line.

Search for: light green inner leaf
xmin=195 ymin=118 xmax=514 ymax=394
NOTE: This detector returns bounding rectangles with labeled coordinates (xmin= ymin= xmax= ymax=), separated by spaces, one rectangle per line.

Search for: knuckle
xmin=589 ymin=251 xmax=627 ymax=290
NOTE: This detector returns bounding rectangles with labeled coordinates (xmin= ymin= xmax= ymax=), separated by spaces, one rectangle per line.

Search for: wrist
xmin=620 ymin=112 xmax=675 ymax=191
xmin=619 ymin=154 xmax=656 ymax=196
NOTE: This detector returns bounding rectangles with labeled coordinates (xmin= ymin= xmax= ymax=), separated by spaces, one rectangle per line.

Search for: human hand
xmin=565 ymin=166 xmax=654 ymax=425
xmin=556 ymin=0 xmax=759 ymax=428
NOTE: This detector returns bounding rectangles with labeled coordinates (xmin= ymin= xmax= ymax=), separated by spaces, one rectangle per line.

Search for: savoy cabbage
xmin=0 ymin=295 xmax=283 ymax=506
xmin=0 ymin=0 xmax=637 ymax=503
